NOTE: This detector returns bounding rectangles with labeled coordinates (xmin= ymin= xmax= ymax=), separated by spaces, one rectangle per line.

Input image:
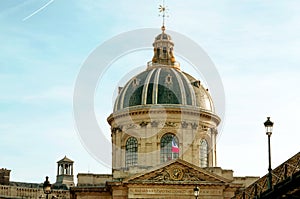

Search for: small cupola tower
xmin=152 ymin=26 xmax=176 ymax=65
xmin=55 ymin=156 xmax=74 ymax=188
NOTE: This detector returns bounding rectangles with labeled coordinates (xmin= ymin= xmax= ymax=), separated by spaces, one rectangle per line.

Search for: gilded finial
xmin=158 ymin=0 xmax=168 ymax=32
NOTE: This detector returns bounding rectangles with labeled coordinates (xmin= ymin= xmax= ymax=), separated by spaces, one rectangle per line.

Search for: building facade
xmin=3 ymin=23 xmax=299 ymax=199
xmin=0 ymin=169 xmax=10 ymax=186
xmin=0 ymin=157 xmax=73 ymax=199
xmin=108 ymin=26 xmax=219 ymax=178
xmin=70 ymin=26 xmax=258 ymax=199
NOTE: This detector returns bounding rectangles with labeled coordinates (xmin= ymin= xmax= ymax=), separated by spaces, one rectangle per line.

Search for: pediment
xmin=124 ymin=159 xmax=230 ymax=184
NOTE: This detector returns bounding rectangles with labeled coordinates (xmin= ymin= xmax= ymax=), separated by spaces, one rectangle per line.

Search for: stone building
xmin=0 ymin=157 xmax=72 ymax=199
xmin=55 ymin=156 xmax=75 ymax=189
xmin=0 ymin=183 xmax=70 ymax=199
xmin=2 ymin=19 xmax=299 ymax=199
xmin=70 ymin=26 xmax=258 ymax=199
xmin=0 ymin=169 xmax=10 ymax=186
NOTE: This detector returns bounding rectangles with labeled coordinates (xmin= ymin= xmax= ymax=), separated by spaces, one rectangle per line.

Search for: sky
xmin=1 ymin=0 xmax=300 ymax=184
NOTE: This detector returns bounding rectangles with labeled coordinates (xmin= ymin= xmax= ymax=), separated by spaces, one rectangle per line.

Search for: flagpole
xmin=171 ymin=138 xmax=173 ymax=160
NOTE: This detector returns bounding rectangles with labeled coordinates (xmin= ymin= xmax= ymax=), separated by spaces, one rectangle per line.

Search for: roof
xmin=123 ymin=159 xmax=231 ymax=184
xmin=114 ymin=67 xmax=214 ymax=112
xmin=57 ymin=156 xmax=74 ymax=163
xmin=113 ymin=30 xmax=215 ymax=113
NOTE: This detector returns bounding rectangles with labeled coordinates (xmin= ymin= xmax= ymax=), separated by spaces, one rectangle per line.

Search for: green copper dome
xmin=113 ymin=30 xmax=215 ymax=112
xmin=113 ymin=67 xmax=214 ymax=112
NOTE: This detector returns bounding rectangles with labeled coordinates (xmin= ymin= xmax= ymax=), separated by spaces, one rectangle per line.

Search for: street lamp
xmin=264 ymin=117 xmax=274 ymax=189
xmin=194 ymin=186 xmax=200 ymax=199
xmin=43 ymin=176 xmax=52 ymax=199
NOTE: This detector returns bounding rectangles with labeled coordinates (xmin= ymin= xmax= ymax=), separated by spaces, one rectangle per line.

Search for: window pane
xmin=200 ymin=139 xmax=208 ymax=167
xmin=125 ymin=137 xmax=138 ymax=167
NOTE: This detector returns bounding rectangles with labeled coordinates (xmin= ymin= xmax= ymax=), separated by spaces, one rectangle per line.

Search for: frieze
xmin=129 ymin=188 xmax=222 ymax=196
xmin=130 ymin=188 xmax=190 ymax=195
xmin=140 ymin=121 xmax=148 ymax=128
xmin=164 ymin=122 xmax=177 ymax=127
xmin=125 ymin=123 xmax=138 ymax=130
xmin=107 ymin=108 xmax=221 ymax=126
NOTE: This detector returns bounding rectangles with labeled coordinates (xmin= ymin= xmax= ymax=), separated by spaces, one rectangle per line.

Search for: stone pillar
xmin=211 ymin=128 xmax=217 ymax=167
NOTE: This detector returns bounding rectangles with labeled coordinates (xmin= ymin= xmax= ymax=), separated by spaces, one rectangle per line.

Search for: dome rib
xmin=141 ymin=68 xmax=156 ymax=105
xmin=152 ymin=68 xmax=161 ymax=104
xmin=119 ymin=80 xmax=131 ymax=110
xmin=180 ymin=70 xmax=197 ymax=106
xmin=171 ymin=68 xmax=187 ymax=105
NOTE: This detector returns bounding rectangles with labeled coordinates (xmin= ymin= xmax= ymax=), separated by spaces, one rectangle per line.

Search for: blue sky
xmin=1 ymin=0 xmax=300 ymax=183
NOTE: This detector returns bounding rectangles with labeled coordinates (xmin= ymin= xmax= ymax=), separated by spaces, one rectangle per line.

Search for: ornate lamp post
xmin=264 ymin=117 xmax=274 ymax=189
xmin=43 ymin=176 xmax=52 ymax=199
xmin=194 ymin=186 xmax=200 ymax=199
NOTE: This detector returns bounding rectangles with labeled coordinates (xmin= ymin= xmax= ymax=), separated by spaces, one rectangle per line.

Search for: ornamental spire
xmin=149 ymin=0 xmax=178 ymax=69
xmin=158 ymin=0 xmax=169 ymax=32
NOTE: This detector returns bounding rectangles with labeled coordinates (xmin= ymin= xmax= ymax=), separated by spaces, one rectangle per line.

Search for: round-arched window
xmin=125 ymin=137 xmax=138 ymax=167
xmin=160 ymin=133 xmax=179 ymax=163
xmin=200 ymin=139 xmax=208 ymax=167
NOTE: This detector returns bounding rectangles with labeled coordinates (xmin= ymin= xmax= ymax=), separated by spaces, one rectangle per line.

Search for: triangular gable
xmin=124 ymin=159 xmax=230 ymax=184
xmin=57 ymin=155 xmax=74 ymax=163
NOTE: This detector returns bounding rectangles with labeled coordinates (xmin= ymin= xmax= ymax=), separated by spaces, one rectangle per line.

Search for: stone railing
xmin=0 ymin=184 xmax=70 ymax=199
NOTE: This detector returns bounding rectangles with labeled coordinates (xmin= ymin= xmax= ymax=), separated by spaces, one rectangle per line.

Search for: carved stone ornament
xmin=126 ymin=123 xmax=138 ymax=130
xmin=182 ymin=169 xmax=205 ymax=181
xmin=148 ymin=169 xmax=170 ymax=181
xmin=127 ymin=161 xmax=224 ymax=183
xmin=191 ymin=123 xmax=198 ymax=130
xmin=165 ymin=74 xmax=173 ymax=87
xmin=167 ymin=166 xmax=184 ymax=181
xmin=151 ymin=121 xmax=159 ymax=127
xmin=181 ymin=121 xmax=188 ymax=128
xmin=140 ymin=121 xmax=148 ymax=128
xmin=146 ymin=165 xmax=206 ymax=182
xmin=132 ymin=77 xmax=140 ymax=87
xmin=165 ymin=122 xmax=177 ymax=127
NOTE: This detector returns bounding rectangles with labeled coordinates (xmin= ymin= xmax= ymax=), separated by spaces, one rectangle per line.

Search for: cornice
xmin=107 ymin=106 xmax=220 ymax=126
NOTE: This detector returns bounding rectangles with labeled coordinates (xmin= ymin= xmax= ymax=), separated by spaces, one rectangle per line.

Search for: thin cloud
xmin=22 ymin=0 xmax=54 ymax=21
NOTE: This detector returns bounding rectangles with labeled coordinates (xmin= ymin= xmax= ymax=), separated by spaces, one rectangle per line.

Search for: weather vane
xmin=158 ymin=0 xmax=169 ymax=32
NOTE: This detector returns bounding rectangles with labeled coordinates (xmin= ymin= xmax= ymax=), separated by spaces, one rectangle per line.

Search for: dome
xmin=154 ymin=32 xmax=173 ymax=44
xmin=113 ymin=29 xmax=215 ymax=113
xmin=113 ymin=67 xmax=214 ymax=112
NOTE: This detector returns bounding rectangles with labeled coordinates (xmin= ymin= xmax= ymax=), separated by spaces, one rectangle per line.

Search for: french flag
xmin=172 ymin=139 xmax=179 ymax=153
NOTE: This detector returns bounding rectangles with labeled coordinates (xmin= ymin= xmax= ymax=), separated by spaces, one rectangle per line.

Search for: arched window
xmin=125 ymin=137 xmax=138 ymax=167
xmin=200 ymin=139 xmax=208 ymax=167
xmin=160 ymin=134 xmax=179 ymax=163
